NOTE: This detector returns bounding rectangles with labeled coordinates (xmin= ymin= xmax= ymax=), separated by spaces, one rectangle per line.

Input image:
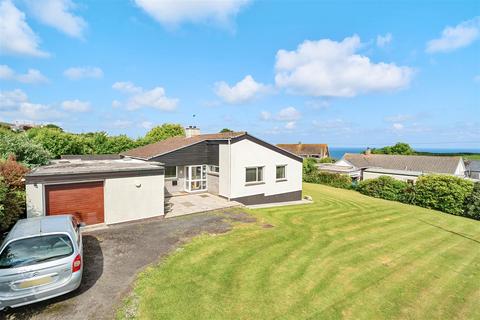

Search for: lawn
xmin=117 ymin=183 xmax=480 ymax=320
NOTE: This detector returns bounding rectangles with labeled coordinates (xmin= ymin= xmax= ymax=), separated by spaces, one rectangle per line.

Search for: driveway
xmin=3 ymin=209 xmax=255 ymax=320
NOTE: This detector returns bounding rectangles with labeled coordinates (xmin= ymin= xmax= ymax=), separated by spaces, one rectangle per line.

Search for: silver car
xmin=0 ymin=215 xmax=84 ymax=310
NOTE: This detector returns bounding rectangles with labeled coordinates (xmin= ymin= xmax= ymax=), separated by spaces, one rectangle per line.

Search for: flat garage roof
xmin=26 ymin=158 xmax=164 ymax=183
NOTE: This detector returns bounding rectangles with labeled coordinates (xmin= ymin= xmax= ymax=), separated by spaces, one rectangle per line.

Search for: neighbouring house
xmin=25 ymin=127 xmax=303 ymax=225
xmin=277 ymin=143 xmax=330 ymax=159
xmin=0 ymin=121 xmax=37 ymax=132
xmin=318 ymin=153 xmax=466 ymax=183
xmin=465 ymin=160 xmax=480 ymax=180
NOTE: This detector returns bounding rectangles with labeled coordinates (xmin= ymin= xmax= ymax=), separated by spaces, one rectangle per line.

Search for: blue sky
xmin=0 ymin=0 xmax=479 ymax=149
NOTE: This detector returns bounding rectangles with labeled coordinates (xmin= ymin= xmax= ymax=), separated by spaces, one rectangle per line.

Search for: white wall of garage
xmin=104 ymin=175 xmax=164 ymax=224
xmin=26 ymin=174 xmax=165 ymax=225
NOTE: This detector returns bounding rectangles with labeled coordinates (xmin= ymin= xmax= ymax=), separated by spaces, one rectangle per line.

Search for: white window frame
xmin=276 ymin=164 xmax=287 ymax=181
xmin=245 ymin=166 xmax=264 ymax=185
xmin=165 ymin=166 xmax=178 ymax=180
xmin=208 ymin=165 xmax=220 ymax=175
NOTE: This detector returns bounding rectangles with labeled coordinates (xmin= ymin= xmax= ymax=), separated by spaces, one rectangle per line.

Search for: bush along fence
xmin=303 ymin=167 xmax=479 ymax=220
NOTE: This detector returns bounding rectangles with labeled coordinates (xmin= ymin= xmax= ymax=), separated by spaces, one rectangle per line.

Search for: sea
xmin=329 ymin=147 xmax=480 ymax=160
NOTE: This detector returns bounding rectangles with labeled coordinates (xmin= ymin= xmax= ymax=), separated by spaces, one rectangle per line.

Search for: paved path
xmin=165 ymin=193 xmax=242 ymax=218
xmin=3 ymin=209 xmax=255 ymax=320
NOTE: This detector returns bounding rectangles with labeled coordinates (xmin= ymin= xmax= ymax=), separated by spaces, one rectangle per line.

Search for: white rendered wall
xmin=104 ymin=175 xmax=164 ymax=224
xmin=363 ymin=171 xmax=419 ymax=182
xmin=219 ymin=144 xmax=231 ymax=198
xmin=229 ymin=139 xmax=302 ymax=199
xmin=26 ymin=183 xmax=44 ymax=218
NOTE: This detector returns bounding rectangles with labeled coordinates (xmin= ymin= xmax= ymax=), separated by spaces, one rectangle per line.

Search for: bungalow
xmin=121 ymin=128 xmax=303 ymax=204
xmin=25 ymin=127 xmax=303 ymax=225
xmin=276 ymin=143 xmax=330 ymax=159
xmin=318 ymin=153 xmax=466 ymax=183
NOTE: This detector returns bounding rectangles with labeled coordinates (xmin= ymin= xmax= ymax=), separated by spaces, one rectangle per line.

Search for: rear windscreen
xmin=0 ymin=234 xmax=74 ymax=268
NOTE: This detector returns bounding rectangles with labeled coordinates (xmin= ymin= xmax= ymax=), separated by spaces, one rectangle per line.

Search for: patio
xmin=165 ymin=193 xmax=242 ymax=218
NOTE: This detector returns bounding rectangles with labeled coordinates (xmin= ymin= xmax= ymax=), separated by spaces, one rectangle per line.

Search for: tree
xmin=220 ymin=128 xmax=233 ymax=133
xmin=141 ymin=124 xmax=185 ymax=145
xmin=371 ymin=142 xmax=415 ymax=155
xmin=27 ymin=127 xmax=85 ymax=158
xmin=0 ymin=131 xmax=51 ymax=167
xmin=0 ymin=155 xmax=29 ymax=189
xmin=43 ymin=124 xmax=63 ymax=131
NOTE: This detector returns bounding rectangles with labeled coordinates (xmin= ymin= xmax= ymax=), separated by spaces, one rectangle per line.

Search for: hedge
xmin=463 ymin=182 xmax=480 ymax=220
xmin=304 ymin=171 xmax=352 ymax=189
xmin=413 ymin=175 xmax=473 ymax=216
xmin=357 ymin=176 xmax=409 ymax=202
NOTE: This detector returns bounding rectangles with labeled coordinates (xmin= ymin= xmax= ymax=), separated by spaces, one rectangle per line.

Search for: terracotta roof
xmin=277 ymin=144 xmax=329 ymax=156
xmin=342 ymin=153 xmax=463 ymax=175
xmin=121 ymin=131 xmax=246 ymax=160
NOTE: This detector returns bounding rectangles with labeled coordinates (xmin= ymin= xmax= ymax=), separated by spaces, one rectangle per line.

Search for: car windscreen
xmin=0 ymin=234 xmax=74 ymax=268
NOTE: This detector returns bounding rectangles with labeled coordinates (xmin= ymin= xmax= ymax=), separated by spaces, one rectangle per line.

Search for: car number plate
xmin=19 ymin=276 xmax=53 ymax=289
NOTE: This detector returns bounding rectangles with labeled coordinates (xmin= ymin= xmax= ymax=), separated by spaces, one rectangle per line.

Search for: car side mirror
xmin=77 ymin=222 xmax=86 ymax=228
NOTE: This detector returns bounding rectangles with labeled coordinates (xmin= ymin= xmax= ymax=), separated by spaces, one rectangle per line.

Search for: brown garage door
xmin=46 ymin=181 xmax=104 ymax=225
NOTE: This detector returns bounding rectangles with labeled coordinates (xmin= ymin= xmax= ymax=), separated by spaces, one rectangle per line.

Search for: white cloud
xmin=111 ymin=100 xmax=122 ymax=108
xmin=0 ymin=0 xmax=48 ymax=57
xmin=61 ymin=99 xmax=90 ymax=112
xmin=392 ymin=123 xmax=404 ymax=130
xmin=276 ymin=106 xmax=301 ymax=121
xmin=0 ymin=89 xmax=63 ymax=120
xmin=25 ymin=0 xmax=87 ymax=38
xmin=134 ymin=0 xmax=250 ymax=27
xmin=260 ymin=111 xmax=271 ymax=121
xmin=214 ymin=75 xmax=269 ymax=104
xmin=312 ymin=118 xmax=353 ymax=133
xmin=112 ymin=81 xmax=141 ymax=94
xmin=111 ymin=120 xmax=132 ymax=129
xmin=0 ymin=65 xmax=48 ymax=84
xmin=0 ymin=89 xmax=28 ymax=110
xmin=384 ymin=114 xmax=415 ymax=123
xmin=426 ymin=17 xmax=480 ymax=53
xmin=64 ymin=66 xmax=103 ymax=80
xmin=141 ymin=121 xmax=153 ymax=130
xmin=376 ymin=33 xmax=392 ymax=47
xmin=305 ymin=99 xmax=330 ymax=109
xmin=285 ymin=121 xmax=296 ymax=130
xmin=112 ymin=81 xmax=178 ymax=111
xmin=275 ymin=35 xmax=414 ymax=97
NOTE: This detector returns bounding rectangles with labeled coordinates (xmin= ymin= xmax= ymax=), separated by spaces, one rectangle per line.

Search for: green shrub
xmin=414 ymin=175 xmax=474 ymax=215
xmin=357 ymin=176 xmax=409 ymax=202
xmin=319 ymin=157 xmax=335 ymax=163
xmin=463 ymin=182 xmax=480 ymax=220
xmin=302 ymin=158 xmax=317 ymax=176
xmin=0 ymin=131 xmax=51 ymax=167
xmin=0 ymin=178 xmax=25 ymax=232
xmin=304 ymin=171 xmax=352 ymax=189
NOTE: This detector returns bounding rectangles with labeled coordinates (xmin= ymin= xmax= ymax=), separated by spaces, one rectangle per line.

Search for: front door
xmin=185 ymin=165 xmax=207 ymax=192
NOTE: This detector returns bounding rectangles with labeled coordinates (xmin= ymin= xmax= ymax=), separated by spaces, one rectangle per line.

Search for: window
xmin=246 ymin=167 xmax=264 ymax=183
xmin=165 ymin=166 xmax=177 ymax=179
xmin=208 ymin=165 xmax=220 ymax=174
xmin=276 ymin=165 xmax=286 ymax=180
xmin=0 ymin=235 xmax=74 ymax=268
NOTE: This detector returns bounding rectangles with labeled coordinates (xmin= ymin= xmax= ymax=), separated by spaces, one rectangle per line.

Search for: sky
xmin=0 ymin=0 xmax=479 ymax=149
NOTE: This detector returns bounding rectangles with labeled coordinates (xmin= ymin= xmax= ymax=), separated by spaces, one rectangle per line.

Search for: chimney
xmin=185 ymin=126 xmax=200 ymax=138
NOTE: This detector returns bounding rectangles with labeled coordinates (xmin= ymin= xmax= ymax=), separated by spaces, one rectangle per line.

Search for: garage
xmin=45 ymin=181 xmax=105 ymax=225
xmin=25 ymin=158 xmax=165 ymax=226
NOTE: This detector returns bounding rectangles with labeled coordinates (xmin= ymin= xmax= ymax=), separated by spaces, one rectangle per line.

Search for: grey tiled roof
xmin=343 ymin=153 xmax=462 ymax=174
